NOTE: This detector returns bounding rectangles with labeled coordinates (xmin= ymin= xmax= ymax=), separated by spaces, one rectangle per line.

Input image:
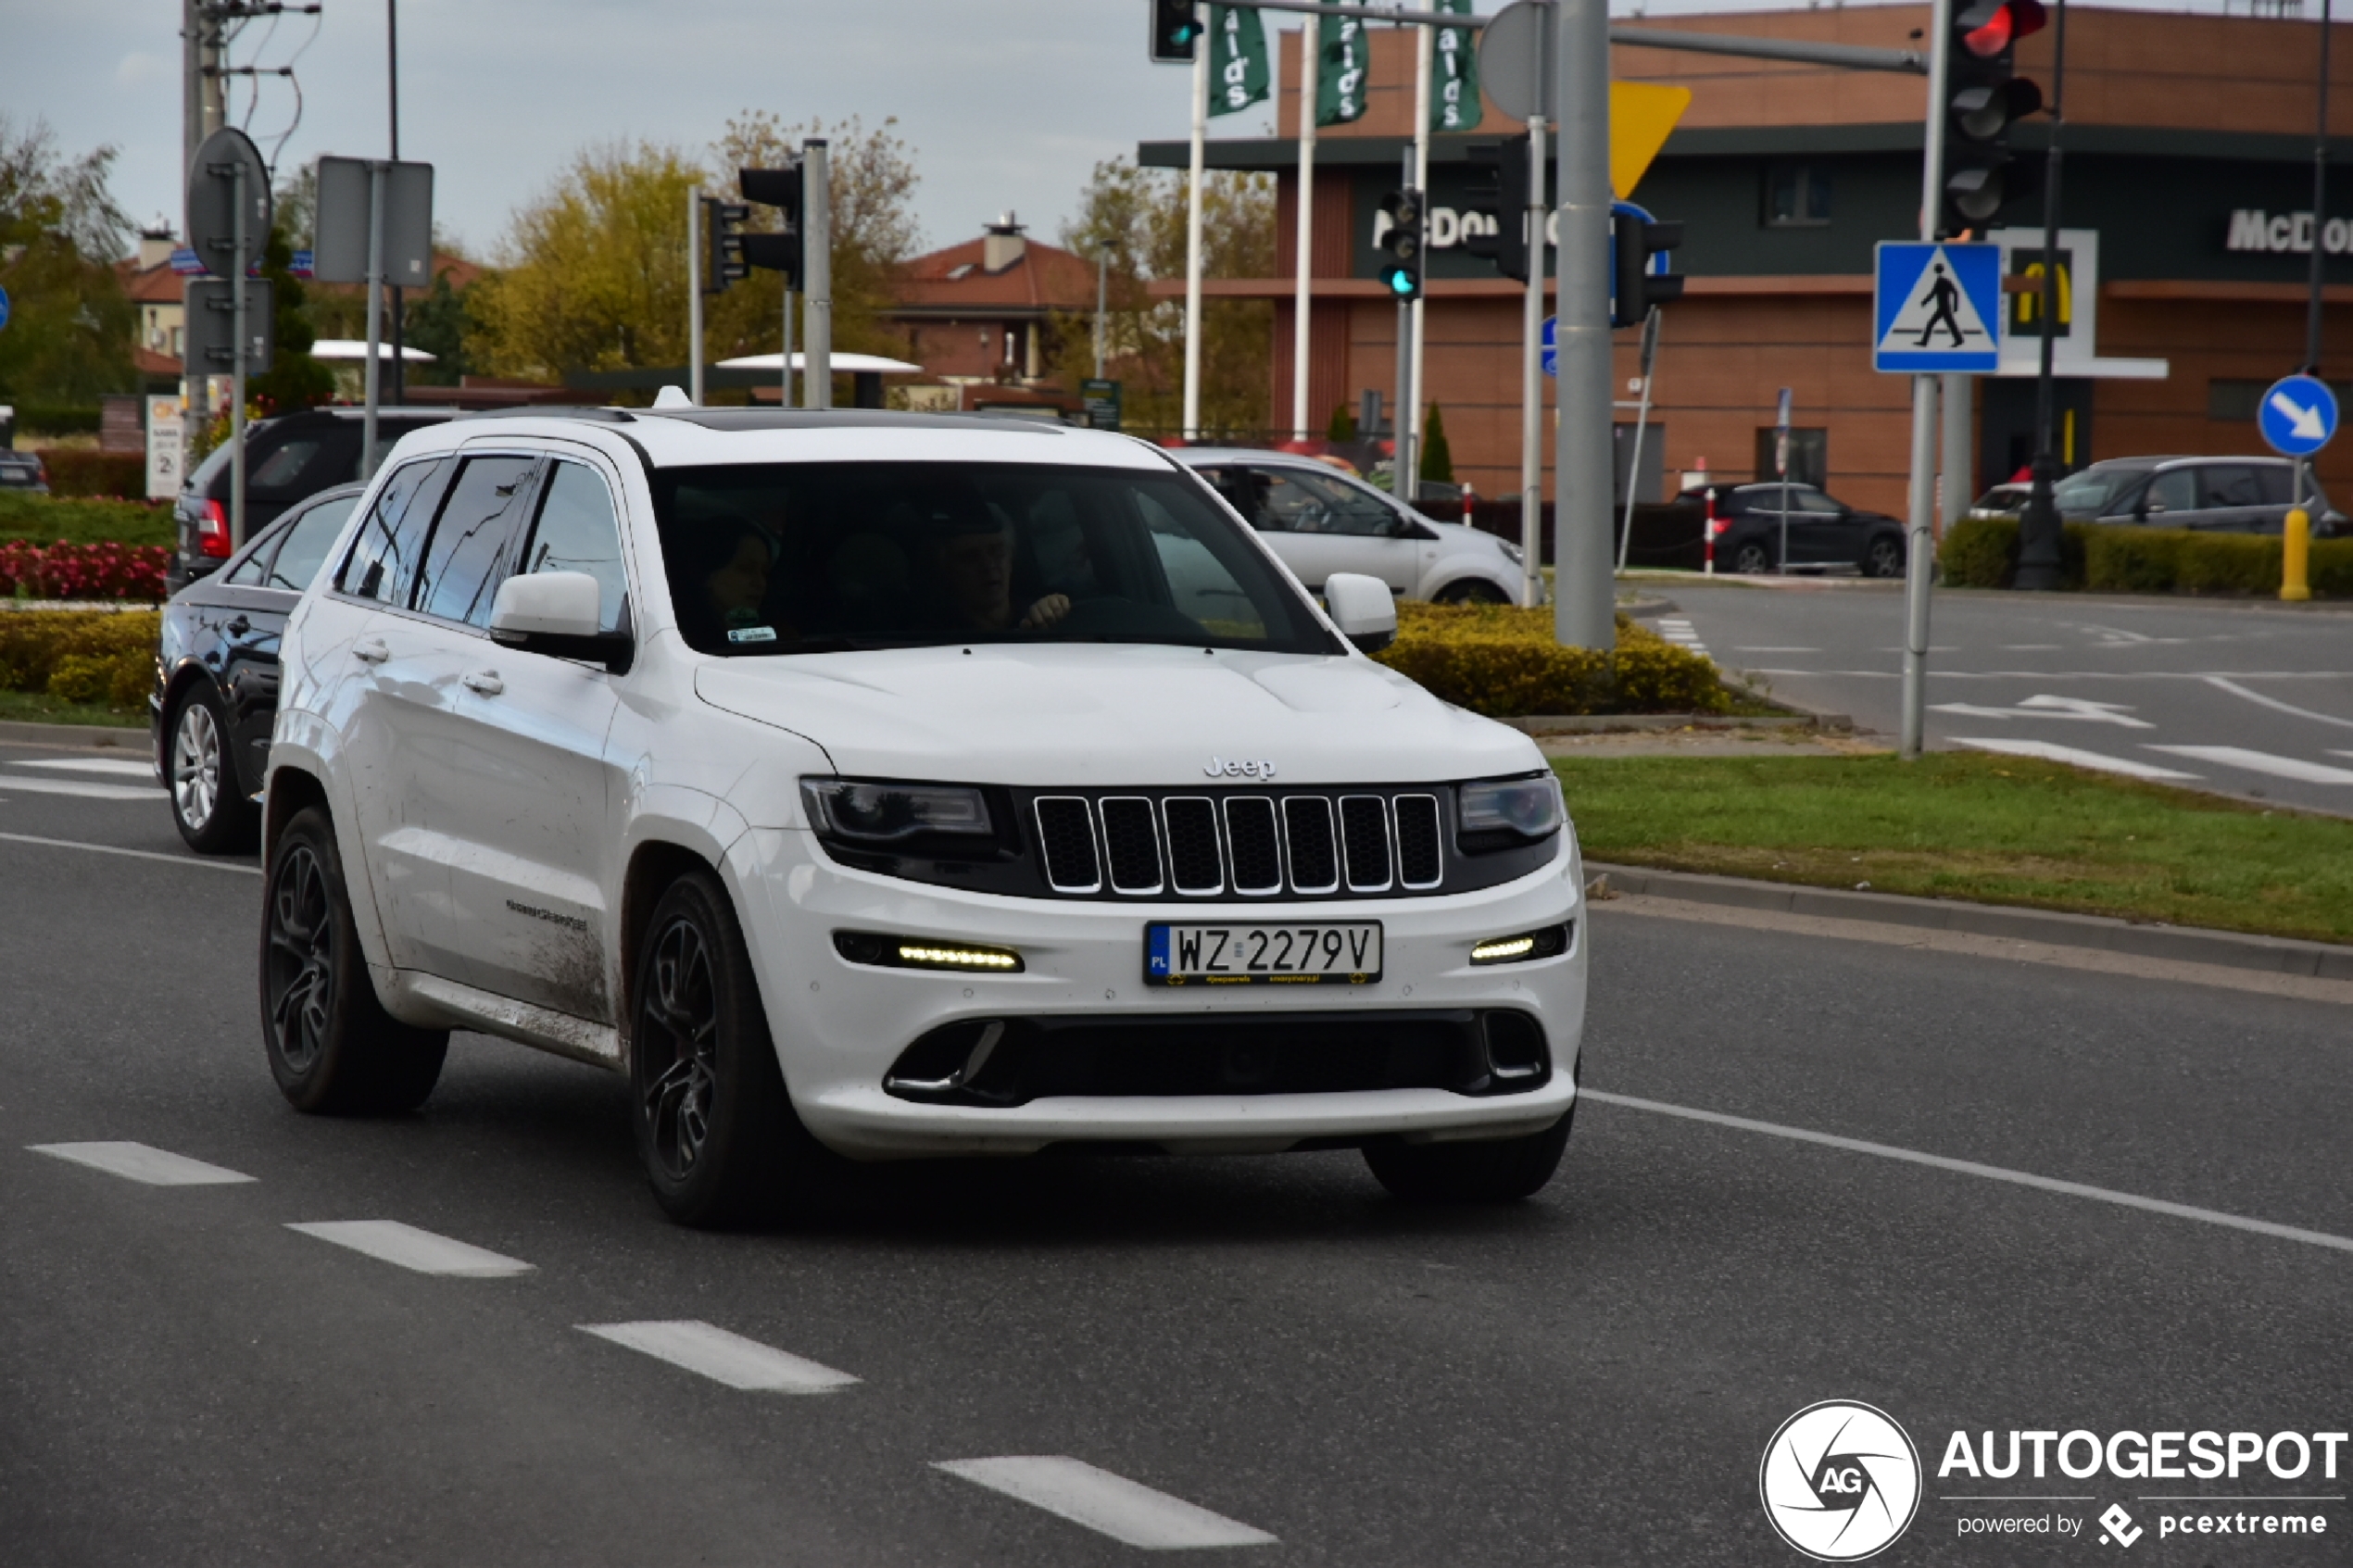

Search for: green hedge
xmin=0 ymin=491 xmax=174 ymax=546
xmin=1942 ymin=516 xmax=2353 ymax=596
xmin=0 ymin=610 xmax=158 ymax=708
xmin=7 ymin=405 xmax=102 ymax=436
xmin=1372 ymin=602 xmax=1732 ymax=717
xmin=33 ymin=449 xmax=148 ymax=499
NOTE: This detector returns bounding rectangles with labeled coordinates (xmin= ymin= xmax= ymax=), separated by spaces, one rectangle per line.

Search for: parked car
xmin=153 ymin=483 xmax=364 ymax=852
xmin=1175 ymin=447 xmax=1526 ymax=603
xmin=1681 ymin=482 xmax=1908 ymax=577
xmin=0 ymin=449 xmax=49 ymax=492
xmin=262 ymin=408 xmax=1586 ymax=1223
xmin=2051 ymin=455 xmax=2344 ymax=534
xmin=1966 ymin=483 xmax=2032 ymax=521
xmin=170 ymin=406 xmax=456 ymax=593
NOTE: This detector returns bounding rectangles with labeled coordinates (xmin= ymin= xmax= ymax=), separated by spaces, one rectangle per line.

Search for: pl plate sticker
xmin=1760 ymin=1400 xmax=1922 ymax=1562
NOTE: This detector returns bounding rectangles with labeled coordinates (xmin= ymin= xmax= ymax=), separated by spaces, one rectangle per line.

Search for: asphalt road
xmin=1649 ymin=581 xmax=2353 ymax=814
xmin=4 ymin=759 xmax=2350 ymax=1565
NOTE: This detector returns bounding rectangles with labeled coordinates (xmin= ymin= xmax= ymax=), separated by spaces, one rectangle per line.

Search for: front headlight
xmin=1457 ymin=773 xmax=1564 ymax=844
xmin=799 ymin=778 xmax=994 ymax=844
xmin=1498 ymin=539 xmax=1525 ymax=566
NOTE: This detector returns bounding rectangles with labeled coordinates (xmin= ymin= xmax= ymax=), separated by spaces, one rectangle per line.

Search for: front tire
xmin=1433 ymin=579 xmax=1512 ymax=606
xmin=1363 ymin=1108 xmax=1574 ymax=1203
xmin=1862 ymin=533 xmax=1906 ymax=579
xmin=1730 ymin=540 xmax=1775 ymax=575
xmin=170 ymin=685 xmax=258 ymax=854
xmin=260 ymin=806 xmax=448 ymax=1113
xmin=630 ymin=870 xmax=828 ymax=1227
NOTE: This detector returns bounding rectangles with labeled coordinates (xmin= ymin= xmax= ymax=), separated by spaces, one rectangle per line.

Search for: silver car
xmin=1176 ymin=447 xmax=1528 ymax=603
xmin=2055 ymin=456 xmax=2343 ymax=535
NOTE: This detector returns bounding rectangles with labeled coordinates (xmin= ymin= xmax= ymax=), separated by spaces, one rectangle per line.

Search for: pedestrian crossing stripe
xmin=1873 ymin=242 xmax=2002 ymax=373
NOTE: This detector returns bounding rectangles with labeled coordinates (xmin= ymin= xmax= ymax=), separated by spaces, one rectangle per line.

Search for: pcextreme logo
xmin=1760 ymin=1400 xmax=1924 ymax=1562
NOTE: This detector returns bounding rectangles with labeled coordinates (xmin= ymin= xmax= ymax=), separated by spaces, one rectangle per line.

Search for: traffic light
xmin=1377 ymin=188 xmax=1426 ymax=303
xmin=1611 ymin=211 xmax=1684 ymax=329
xmin=1464 ymin=135 xmax=1538 ymax=282
xmin=1149 ymin=0 xmax=1202 ymax=63
xmin=1940 ymin=0 xmax=2045 ymax=234
xmin=738 ymin=165 xmax=805 ymax=287
xmin=702 ymin=198 xmax=749 ymax=295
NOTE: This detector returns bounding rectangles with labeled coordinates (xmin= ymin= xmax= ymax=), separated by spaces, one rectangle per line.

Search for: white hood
xmin=694 ymin=643 xmax=1541 ymax=786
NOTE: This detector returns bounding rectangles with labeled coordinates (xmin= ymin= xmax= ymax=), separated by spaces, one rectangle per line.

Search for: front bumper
xmin=726 ymin=826 xmax=1588 ymax=1159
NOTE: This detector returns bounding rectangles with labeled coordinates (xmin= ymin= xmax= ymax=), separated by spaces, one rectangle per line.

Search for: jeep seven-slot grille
xmin=1029 ymin=791 xmax=1447 ymax=899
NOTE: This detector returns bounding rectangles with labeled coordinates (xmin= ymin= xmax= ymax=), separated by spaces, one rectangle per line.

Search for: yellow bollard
xmin=2283 ymin=508 xmax=2312 ymax=602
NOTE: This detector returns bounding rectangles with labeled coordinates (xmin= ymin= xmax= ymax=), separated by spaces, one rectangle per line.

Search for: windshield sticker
xmin=727 ymin=625 xmax=779 ymax=645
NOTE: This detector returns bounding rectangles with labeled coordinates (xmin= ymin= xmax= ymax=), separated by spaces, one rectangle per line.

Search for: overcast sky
xmin=3 ymin=0 xmax=2257 ymax=264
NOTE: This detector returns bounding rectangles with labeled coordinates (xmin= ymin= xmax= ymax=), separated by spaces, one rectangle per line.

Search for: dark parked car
xmin=1683 ymin=482 xmax=1908 ymax=577
xmin=170 ymin=407 xmax=453 ymax=593
xmin=0 ymin=449 xmax=49 ymax=492
xmin=152 ymin=483 xmax=363 ymax=852
xmin=2051 ymin=455 xmax=2344 ymax=535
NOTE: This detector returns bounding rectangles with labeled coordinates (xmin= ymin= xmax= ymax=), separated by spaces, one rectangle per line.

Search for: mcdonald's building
xmin=1139 ymin=5 xmax=2353 ymax=519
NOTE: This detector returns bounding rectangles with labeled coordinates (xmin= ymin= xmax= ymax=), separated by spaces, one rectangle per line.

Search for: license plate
xmin=1145 ymin=922 xmax=1382 ymax=985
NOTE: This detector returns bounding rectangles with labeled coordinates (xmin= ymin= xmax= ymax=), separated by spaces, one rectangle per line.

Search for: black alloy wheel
xmin=170 ymin=685 xmax=259 ymax=854
xmin=260 ymin=806 xmax=448 ymax=1113
xmin=1362 ymin=1105 xmax=1575 ymax=1203
xmin=1730 ymin=540 xmax=1775 ymax=575
xmin=1434 ymin=579 xmax=1512 ymax=606
xmin=629 ymin=869 xmax=830 ymax=1227
xmin=1862 ymin=533 xmax=1906 ymax=579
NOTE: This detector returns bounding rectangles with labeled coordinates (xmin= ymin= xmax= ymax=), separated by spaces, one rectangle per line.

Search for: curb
xmin=0 ymin=718 xmax=146 ymax=749
xmin=1504 ymin=713 xmax=1827 ymax=735
xmin=1585 ymin=861 xmax=2353 ymax=983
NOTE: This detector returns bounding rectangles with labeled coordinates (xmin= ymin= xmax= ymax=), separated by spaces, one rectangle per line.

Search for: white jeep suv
xmin=262 ymin=408 xmax=1587 ymax=1224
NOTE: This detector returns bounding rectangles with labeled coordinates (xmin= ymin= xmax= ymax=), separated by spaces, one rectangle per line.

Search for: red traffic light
xmin=1957 ymin=0 xmax=2046 ymax=56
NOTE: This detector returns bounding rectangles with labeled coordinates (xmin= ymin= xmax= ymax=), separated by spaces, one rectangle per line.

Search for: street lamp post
xmin=2014 ymin=0 xmax=2070 ymax=591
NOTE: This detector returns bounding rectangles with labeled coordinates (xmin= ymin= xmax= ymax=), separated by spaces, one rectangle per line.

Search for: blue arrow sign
xmin=1541 ymin=315 xmax=1556 ymax=379
xmin=2259 ymin=373 xmax=2338 ymax=458
xmin=0 ymin=283 xmax=10 ymax=333
xmin=1872 ymin=242 xmax=2001 ymax=373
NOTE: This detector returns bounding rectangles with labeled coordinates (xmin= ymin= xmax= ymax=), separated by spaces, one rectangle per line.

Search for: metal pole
xmin=782 ymin=285 xmax=795 ymax=408
xmin=184 ymin=0 xmax=222 ymax=470
xmin=361 ymin=161 xmax=385 ymax=480
xmin=1617 ymin=307 xmax=1660 ymax=573
xmin=387 ymin=0 xmax=405 ymax=408
xmin=230 ymin=154 xmax=249 ymax=549
xmin=2014 ymin=0 xmax=2069 ymax=590
xmin=1520 ymin=99 xmax=1548 ymax=607
xmin=1407 ymin=17 xmax=1432 ymax=495
xmin=1096 ymin=241 xmax=1111 ymax=381
xmin=1938 ymin=370 xmax=1970 ymax=538
xmin=1898 ymin=0 xmax=1954 ymax=758
xmin=1394 ymin=150 xmax=1416 ymax=497
xmin=1552 ymin=0 xmax=1614 ymax=648
xmin=2306 ymin=0 xmax=2333 ymax=377
xmin=803 ymin=139 xmax=832 ymax=409
xmin=688 ymin=188 xmax=705 ymax=407
xmin=1291 ymin=9 xmax=1319 ymax=441
xmin=1183 ymin=13 xmax=1210 ymax=440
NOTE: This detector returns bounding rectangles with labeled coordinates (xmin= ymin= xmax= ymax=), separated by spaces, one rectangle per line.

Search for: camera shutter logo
xmin=1758 ymin=1400 xmax=1922 ymax=1562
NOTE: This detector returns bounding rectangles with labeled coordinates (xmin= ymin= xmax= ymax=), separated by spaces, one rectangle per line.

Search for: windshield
xmin=2053 ymin=469 xmax=2144 ymax=515
xmin=649 ymin=460 xmax=1338 ymax=657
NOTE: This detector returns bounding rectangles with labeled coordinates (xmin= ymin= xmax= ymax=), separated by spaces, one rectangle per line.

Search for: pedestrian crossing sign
xmin=1872 ymin=242 xmax=2002 ymax=373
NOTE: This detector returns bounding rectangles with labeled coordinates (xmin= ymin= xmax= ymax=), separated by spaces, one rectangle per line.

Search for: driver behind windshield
xmin=908 ymin=483 xmax=1071 ymax=633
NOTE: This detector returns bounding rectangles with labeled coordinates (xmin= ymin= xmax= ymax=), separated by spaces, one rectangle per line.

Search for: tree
xmin=401 ymin=266 xmax=473 ymax=385
xmin=247 ymin=218 xmax=334 ymax=415
xmin=0 ymin=116 xmax=134 ymax=407
xmin=1420 ymin=403 xmax=1453 ymax=483
xmin=1053 ymin=157 xmax=1276 ymax=437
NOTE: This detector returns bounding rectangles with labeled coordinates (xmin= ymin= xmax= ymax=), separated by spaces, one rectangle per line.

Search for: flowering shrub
xmin=0 ymin=540 xmax=171 ymax=602
xmin=0 ymin=609 xmax=159 ymax=709
xmin=1372 ymin=601 xmax=1733 ymax=717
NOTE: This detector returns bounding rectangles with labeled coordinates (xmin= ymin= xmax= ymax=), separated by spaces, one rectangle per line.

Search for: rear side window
xmin=517 ymin=461 xmax=629 ymax=633
xmin=1256 ymin=467 xmax=1400 ymax=537
xmin=413 ymin=456 xmax=544 ymax=625
xmin=2254 ymin=466 xmax=2295 ymax=506
xmin=2200 ymin=466 xmax=2268 ymax=508
xmin=2146 ymin=470 xmax=2197 ymax=514
xmin=222 ymin=533 xmax=277 ymax=585
xmin=248 ymin=439 xmax=323 ymax=491
xmin=337 ymin=458 xmax=450 ymax=605
xmin=248 ymin=427 xmax=361 ymax=497
xmin=267 ymin=494 xmax=361 ymax=592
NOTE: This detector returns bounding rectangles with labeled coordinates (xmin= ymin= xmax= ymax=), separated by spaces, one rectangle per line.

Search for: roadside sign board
xmin=2259 ymin=373 xmax=2338 ymax=457
xmin=1872 ymin=242 xmax=2001 ymax=373
xmin=1541 ymin=314 xmax=1556 ymax=378
xmin=1081 ymin=378 xmax=1123 ymax=432
xmin=182 ymin=278 xmax=274 ymax=376
xmin=0 ymin=283 xmax=9 ymax=332
xmin=185 ymin=127 xmax=272 ymax=279
xmin=1478 ymin=10 xmax=1692 ymax=199
xmin=311 ymin=157 xmax=435 ymax=288
xmin=145 ymin=396 xmax=184 ymax=500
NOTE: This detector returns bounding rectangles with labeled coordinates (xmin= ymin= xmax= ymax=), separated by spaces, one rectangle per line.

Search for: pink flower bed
xmin=0 ymin=540 xmax=171 ymax=603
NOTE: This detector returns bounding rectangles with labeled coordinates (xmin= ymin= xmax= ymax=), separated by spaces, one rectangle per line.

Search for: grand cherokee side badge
xmin=1205 ymin=757 xmax=1277 ymax=780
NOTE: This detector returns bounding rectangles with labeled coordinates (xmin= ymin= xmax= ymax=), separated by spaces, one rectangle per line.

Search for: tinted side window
xmin=249 ymin=426 xmax=360 ymax=497
xmin=1201 ymin=467 xmax=1274 ymax=530
xmin=2201 ymin=466 xmax=2267 ymax=508
xmin=516 ymin=461 xmax=629 ymax=633
xmin=2254 ymin=466 xmax=2295 ymax=506
xmin=266 ymin=495 xmax=361 ymax=592
xmin=1263 ymin=469 xmax=1400 ymax=537
xmin=249 ymin=439 xmax=323 ymax=491
xmin=337 ymin=458 xmax=450 ymax=605
xmin=414 ymin=456 xmax=543 ymax=625
xmin=2145 ymin=470 xmax=2197 ymax=514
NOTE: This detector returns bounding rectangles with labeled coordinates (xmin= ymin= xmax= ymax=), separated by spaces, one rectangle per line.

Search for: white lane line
xmin=1955 ymin=738 xmax=2201 ymax=781
xmin=2147 ymin=746 xmax=2353 ymax=785
xmin=577 ymin=1321 xmax=859 ymax=1393
xmin=0 ymin=774 xmax=163 ymax=800
xmin=1580 ymin=1090 xmax=2353 ymax=1256
xmin=286 ymin=1221 xmax=534 ymax=1277
xmin=11 ymin=758 xmax=159 ymax=778
xmin=935 ymin=1457 xmax=1277 ymax=1550
xmin=1732 ymin=646 xmax=1821 ymax=653
xmin=29 ymin=1141 xmax=255 ymax=1185
xmin=2205 ymin=675 xmax=2353 ymax=732
xmin=0 ymin=830 xmax=261 ymax=874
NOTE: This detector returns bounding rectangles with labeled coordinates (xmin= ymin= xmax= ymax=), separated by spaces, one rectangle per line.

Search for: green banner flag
xmin=1316 ymin=2 xmax=1368 ymax=128
xmin=1209 ymin=6 xmax=1271 ymax=118
xmin=1431 ymin=0 xmax=1480 ymax=132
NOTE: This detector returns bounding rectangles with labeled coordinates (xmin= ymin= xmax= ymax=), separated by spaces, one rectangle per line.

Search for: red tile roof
xmin=891 ymin=234 xmax=1098 ymax=317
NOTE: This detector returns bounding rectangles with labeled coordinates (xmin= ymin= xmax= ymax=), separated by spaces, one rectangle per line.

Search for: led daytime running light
xmin=1470 ymin=935 xmax=1537 ymax=963
xmin=896 ymin=944 xmax=1020 ymax=972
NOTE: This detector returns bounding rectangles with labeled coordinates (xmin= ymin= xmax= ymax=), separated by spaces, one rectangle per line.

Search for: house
xmin=885 ymin=215 xmax=1101 ymax=409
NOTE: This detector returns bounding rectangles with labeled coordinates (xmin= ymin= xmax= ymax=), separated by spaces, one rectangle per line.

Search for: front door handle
xmin=461 ymin=670 xmax=504 ymax=696
xmin=353 ymin=637 xmax=390 ymax=664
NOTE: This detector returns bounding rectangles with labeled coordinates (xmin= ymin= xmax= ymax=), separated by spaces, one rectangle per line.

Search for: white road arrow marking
xmin=1929 ymin=695 xmax=2151 ymax=727
xmin=2270 ymin=388 xmax=2330 ymax=443
xmin=1956 ymin=739 xmax=2200 ymax=781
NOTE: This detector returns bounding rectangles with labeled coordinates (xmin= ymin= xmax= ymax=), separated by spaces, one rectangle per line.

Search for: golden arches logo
xmin=2013 ymin=260 xmax=2072 ymax=328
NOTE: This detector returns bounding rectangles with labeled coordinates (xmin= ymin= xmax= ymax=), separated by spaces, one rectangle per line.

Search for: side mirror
xmin=1324 ymin=571 xmax=1398 ymax=655
xmin=488 ymin=571 xmax=633 ymax=672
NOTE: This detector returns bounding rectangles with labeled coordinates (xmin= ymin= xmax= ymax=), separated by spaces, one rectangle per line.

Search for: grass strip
xmin=0 ymin=689 xmax=147 ymax=730
xmin=1554 ymin=750 xmax=2353 ymax=946
xmin=0 ymin=492 xmax=175 ymax=547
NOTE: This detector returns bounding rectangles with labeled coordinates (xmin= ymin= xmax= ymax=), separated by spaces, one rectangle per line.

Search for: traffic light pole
xmin=1393 ymin=151 xmax=1417 ymax=495
xmin=1182 ymin=25 xmax=1208 ymax=440
xmin=1408 ymin=24 xmax=1432 ymax=496
xmin=1899 ymin=2 xmax=1954 ymax=759
xmin=1519 ymin=106 xmax=1548 ymax=608
xmin=803 ymin=140 xmax=832 ymax=409
xmin=688 ymin=187 xmax=705 ymax=407
xmin=1552 ymin=0 xmax=1615 ymax=650
xmin=2014 ymin=0 xmax=2070 ymax=593
xmin=1290 ymin=9 xmax=1317 ymax=441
